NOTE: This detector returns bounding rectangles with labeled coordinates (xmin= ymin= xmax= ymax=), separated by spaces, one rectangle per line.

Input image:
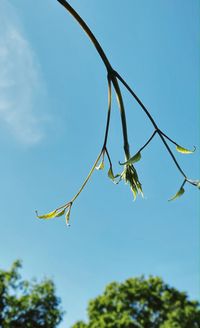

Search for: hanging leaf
xmin=176 ymin=145 xmax=196 ymax=154
xmin=36 ymin=208 xmax=66 ymax=219
xmin=136 ymin=180 xmax=144 ymax=197
xmin=36 ymin=210 xmax=57 ymax=219
xmin=119 ymin=152 xmax=141 ymax=165
xmin=65 ymin=207 xmax=71 ymax=226
xmin=169 ymin=187 xmax=185 ymax=201
xmin=122 ymin=164 xmax=143 ymax=200
xmin=55 ymin=208 xmax=66 ymax=217
xmin=96 ymin=160 xmax=104 ymax=170
xmin=108 ymin=167 xmax=115 ymax=180
xmin=108 ymin=167 xmax=120 ymax=183
xmin=130 ymin=185 xmax=137 ymax=201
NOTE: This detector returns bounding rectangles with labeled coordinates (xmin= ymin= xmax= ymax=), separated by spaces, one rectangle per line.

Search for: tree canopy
xmin=71 ymin=276 xmax=200 ymax=328
xmin=0 ymin=260 xmax=63 ymax=328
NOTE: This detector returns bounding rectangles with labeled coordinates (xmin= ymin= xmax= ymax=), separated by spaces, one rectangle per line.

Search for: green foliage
xmin=72 ymin=322 xmax=88 ymax=328
xmin=71 ymin=276 xmax=200 ymax=328
xmin=96 ymin=160 xmax=105 ymax=170
xmin=176 ymin=145 xmax=196 ymax=154
xmin=169 ymin=186 xmax=185 ymax=201
xmin=119 ymin=152 xmax=142 ymax=166
xmin=0 ymin=261 xmax=63 ymax=328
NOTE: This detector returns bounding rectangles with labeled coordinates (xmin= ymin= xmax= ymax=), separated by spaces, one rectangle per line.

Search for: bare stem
xmin=57 ymin=0 xmax=113 ymax=72
xmin=111 ymin=76 xmax=130 ymax=160
xmin=159 ymin=129 xmax=196 ymax=152
xmin=57 ymin=0 xmax=130 ymax=161
xmin=71 ymin=151 xmax=103 ymax=203
xmin=114 ymin=71 xmax=158 ymax=129
xmin=105 ymin=148 xmax=113 ymax=168
xmin=158 ymin=133 xmax=187 ymax=178
xmin=102 ymin=74 xmax=112 ymax=149
xmin=138 ymin=130 xmax=157 ymax=153
xmin=159 ymin=130 xmax=180 ymax=146
xmin=181 ymin=179 xmax=187 ymax=188
xmin=114 ymin=72 xmax=188 ymax=179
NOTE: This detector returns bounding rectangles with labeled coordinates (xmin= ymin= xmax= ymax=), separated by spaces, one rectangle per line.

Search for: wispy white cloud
xmin=0 ymin=1 xmax=46 ymax=145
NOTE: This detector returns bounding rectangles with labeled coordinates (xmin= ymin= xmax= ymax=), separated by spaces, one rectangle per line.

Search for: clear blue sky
xmin=0 ymin=0 xmax=199 ymax=327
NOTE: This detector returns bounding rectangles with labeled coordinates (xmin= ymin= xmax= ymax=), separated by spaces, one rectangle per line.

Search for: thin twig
xmin=105 ymin=148 xmax=112 ymax=168
xmin=102 ymin=74 xmax=112 ymax=149
xmin=71 ymin=151 xmax=103 ymax=203
xmin=138 ymin=130 xmax=157 ymax=153
xmin=114 ymin=72 xmax=188 ymax=179
xmin=57 ymin=0 xmax=113 ymax=72
xmin=158 ymin=133 xmax=187 ymax=178
xmin=57 ymin=0 xmax=131 ymax=161
xmin=114 ymin=71 xmax=158 ymax=129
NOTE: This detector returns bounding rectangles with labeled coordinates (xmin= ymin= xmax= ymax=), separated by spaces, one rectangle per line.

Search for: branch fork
xmin=36 ymin=0 xmax=199 ymax=225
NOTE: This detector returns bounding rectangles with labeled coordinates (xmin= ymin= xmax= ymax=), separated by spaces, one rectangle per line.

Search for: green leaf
xmin=108 ymin=167 xmax=115 ymax=180
xmin=169 ymin=187 xmax=185 ymax=201
xmin=36 ymin=210 xmax=57 ymax=219
xmin=55 ymin=208 xmax=66 ymax=217
xmin=65 ymin=208 xmax=71 ymax=226
xmin=176 ymin=145 xmax=196 ymax=154
xmin=130 ymin=186 xmax=137 ymax=201
xmin=108 ymin=167 xmax=120 ymax=183
xmin=36 ymin=208 xmax=66 ymax=219
xmin=96 ymin=160 xmax=104 ymax=170
xmin=119 ymin=152 xmax=141 ymax=165
xmin=136 ymin=181 xmax=144 ymax=197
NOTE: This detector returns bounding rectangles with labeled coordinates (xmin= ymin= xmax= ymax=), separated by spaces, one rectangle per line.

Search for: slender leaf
xmin=131 ymin=186 xmax=137 ymax=201
xmin=65 ymin=208 xmax=71 ymax=226
xmin=176 ymin=145 xmax=196 ymax=154
xmin=55 ymin=208 xmax=66 ymax=217
xmin=108 ymin=167 xmax=120 ymax=183
xmin=169 ymin=187 xmax=185 ymax=201
xmin=36 ymin=210 xmax=57 ymax=219
xmin=119 ymin=152 xmax=141 ymax=165
xmin=36 ymin=208 xmax=66 ymax=219
xmin=96 ymin=160 xmax=104 ymax=170
xmin=108 ymin=167 xmax=115 ymax=180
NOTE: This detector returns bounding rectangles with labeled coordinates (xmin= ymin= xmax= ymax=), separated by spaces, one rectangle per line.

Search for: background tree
xmin=0 ymin=260 xmax=63 ymax=328
xmin=71 ymin=276 xmax=200 ymax=328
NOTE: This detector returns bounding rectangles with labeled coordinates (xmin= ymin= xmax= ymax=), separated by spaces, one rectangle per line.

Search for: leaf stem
xmin=57 ymin=0 xmax=113 ymax=72
xmin=114 ymin=72 xmax=188 ymax=180
xmin=102 ymin=74 xmax=112 ymax=149
xmin=71 ymin=151 xmax=103 ymax=203
xmin=105 ymin=148 xmax=112 ymax=168
xmin=159 ymin=130 xmax=196 ymax=152
xmin=57 ymin=0 xmax=130 ymax=161
xmin=159 ymin=130 xmax=180 ymax=146
xmin=158 ymin=133 xmax=187 ymax=179
xmin=181 ymin=179 xmax=187 ymax=188
xmin=114 ymin=71 xmax=159 ymax=129
xmin=138 ymin=130 xmax=157 ymax=153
